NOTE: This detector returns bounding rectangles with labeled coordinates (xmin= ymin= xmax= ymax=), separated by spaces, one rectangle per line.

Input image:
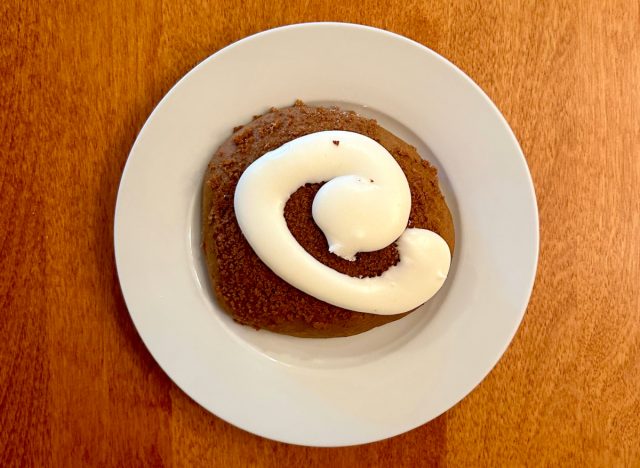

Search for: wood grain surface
xmin=2 ymin=0 xmax=639 ymax=466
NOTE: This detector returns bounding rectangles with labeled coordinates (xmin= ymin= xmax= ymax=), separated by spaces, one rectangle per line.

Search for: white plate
xmin=114 ymin=23 xmax=538 ymax=447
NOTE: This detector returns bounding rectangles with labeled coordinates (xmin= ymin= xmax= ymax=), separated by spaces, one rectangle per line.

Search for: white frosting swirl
xmin=234 ymin=130 xmax=451 ymax=315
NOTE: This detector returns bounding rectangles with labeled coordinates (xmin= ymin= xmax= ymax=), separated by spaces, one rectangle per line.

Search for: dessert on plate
xmin=202 ymin=101 xmax=454 ymax=338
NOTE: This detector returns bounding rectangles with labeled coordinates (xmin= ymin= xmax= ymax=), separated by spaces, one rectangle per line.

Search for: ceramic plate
xmin=114 ymin=23 xmax=538 ymax=446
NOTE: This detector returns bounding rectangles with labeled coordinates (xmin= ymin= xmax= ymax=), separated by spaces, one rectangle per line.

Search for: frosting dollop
xmin=234 ymin=130 xmax=450 ymax=315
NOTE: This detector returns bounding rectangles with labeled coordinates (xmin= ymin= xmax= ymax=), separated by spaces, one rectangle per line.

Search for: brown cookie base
xmin=202 ymin=101 xmax=455 ymax=338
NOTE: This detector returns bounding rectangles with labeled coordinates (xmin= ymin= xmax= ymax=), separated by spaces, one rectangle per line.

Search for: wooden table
xmin=2 ymin=1 xmax=639 ymax=466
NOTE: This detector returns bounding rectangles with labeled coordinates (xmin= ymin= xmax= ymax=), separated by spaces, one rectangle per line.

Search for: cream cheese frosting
xmin=234 ymin=130 xmax=450 ymax=315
